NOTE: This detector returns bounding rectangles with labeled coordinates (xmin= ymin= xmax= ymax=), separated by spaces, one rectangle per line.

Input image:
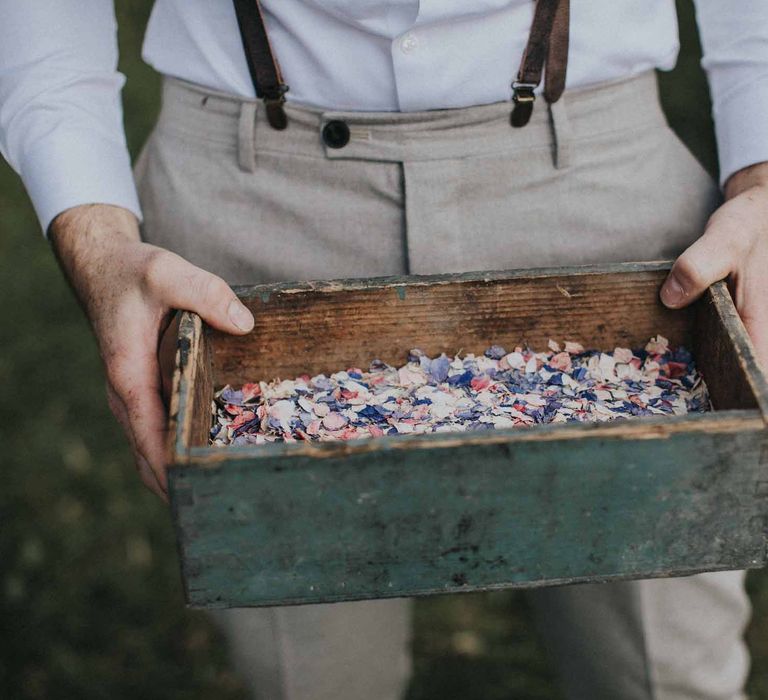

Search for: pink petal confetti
xmin=549 ymin=352 xmax=573 ymax=372
xmin=230 ymin=410 xmax=256 ymax=429
xmin=322 ymin=412 xmax=348 ymax=431
xmin=470 ymin=376 xmax=492 ymax=391
xmin=242 ymin=383 xmax=261 ymax=402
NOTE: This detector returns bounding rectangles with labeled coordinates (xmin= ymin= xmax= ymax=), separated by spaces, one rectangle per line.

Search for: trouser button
xmin=322 ymin=120 xmax=351 ymax=149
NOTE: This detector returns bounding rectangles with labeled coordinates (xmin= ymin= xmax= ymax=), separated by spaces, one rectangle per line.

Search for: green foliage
xmin=1 ymin=1 xmax=766 ymax=698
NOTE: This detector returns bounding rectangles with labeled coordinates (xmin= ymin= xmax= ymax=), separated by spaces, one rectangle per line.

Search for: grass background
xmin=2 ymin=2 xmax=767 ymax=698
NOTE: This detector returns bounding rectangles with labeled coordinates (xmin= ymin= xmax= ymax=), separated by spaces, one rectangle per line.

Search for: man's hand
xmin=50 ymin=204 xmax=254 ymax=500
xmin=661 ymin=162 xmax=768 ymax=369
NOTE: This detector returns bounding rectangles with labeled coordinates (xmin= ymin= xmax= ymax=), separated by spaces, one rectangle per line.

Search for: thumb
xmin=144 ymin=250 xmax=254 ymax=334
xmin=660 ymin=226 xmax=734 ymax=310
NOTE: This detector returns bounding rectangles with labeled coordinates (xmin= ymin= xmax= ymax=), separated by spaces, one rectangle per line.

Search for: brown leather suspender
xmin=512 ymin=0 xmax=570 ymax=127
xmin=232 ymin=0 xmax=570 ymax=132
xmin=232 ymin=0 xmax=289 ymax=130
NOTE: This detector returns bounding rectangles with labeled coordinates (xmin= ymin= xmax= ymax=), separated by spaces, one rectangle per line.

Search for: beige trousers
xmin=135 ymin=72 xmax=750 ymax=699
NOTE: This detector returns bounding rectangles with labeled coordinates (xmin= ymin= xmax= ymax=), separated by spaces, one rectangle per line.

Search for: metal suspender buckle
xmin=511 ymin=81 xmax=537 ymax=128
xmin=263 ymin=83 xmax=290 ymax=131
xmin=512 ymin=81 xmax=537 ymax=103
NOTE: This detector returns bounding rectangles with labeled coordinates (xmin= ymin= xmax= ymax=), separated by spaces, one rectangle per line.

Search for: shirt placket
xmin=390 ymin=1 xmax=426 ymax=111
xmin=390 ymin=0 xmax=520 ymax=112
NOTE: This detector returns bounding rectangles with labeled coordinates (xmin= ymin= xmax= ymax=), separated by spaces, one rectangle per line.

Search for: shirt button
xmin=322 ymin=120 xmax=351 ymax=149
xmin=399 ymin=32 xmax=419 ymax=54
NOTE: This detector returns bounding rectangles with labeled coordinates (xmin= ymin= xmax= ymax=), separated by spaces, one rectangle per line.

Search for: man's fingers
xmin=660 ymin=206 xmax=751 ymax=309
xmin=106 ymin=381 xmax=168 ymax=501
xmin=107 ymin=349 xmax=171 ymax=496
xmin=660 ymin=256 xmax=724 ymax=310
xmin=742 ymin=314 xmax=768 ymax=373
xmin=737 ymin=267 xmax=768 ymax=371
xmin=142 ymin=250 xmax=254 ymax=334
xmin=661 ymin=233 xmax=732 ymax=309
xmin=119 ymin=381 xmax=170 ymax=494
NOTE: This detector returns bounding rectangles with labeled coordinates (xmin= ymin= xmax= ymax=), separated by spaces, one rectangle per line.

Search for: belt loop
xmin=237 ymin=101 xmax=257 ymax=173
xmin=548 ymin=98 xmax=572 ymax=170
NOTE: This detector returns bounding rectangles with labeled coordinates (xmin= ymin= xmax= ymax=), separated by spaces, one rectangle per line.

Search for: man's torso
xmin=143 ymin=0 xmax=681 ymax=111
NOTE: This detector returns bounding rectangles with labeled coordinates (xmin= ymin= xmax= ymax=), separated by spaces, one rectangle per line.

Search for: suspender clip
xmin=511 ymin=81 xmax=537 ymax=128
xmin=263 ymin=84 xmax=290 ymax=131
xmin=512 ymin=81 xmax=537 ymax=104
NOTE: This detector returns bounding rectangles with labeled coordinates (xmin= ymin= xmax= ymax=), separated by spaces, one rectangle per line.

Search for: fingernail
xmin=228 ymin=299 xmax=254 ymax=331
xmin=661 ymin=275 xmax=686 ymax=308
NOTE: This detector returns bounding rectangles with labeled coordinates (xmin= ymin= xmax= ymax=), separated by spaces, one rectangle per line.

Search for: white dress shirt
xmin=1 ymin=0 xmax=767 ymax=232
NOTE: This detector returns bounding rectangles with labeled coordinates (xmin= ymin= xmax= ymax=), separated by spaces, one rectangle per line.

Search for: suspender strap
xmin=232 ymin=0 xmax=567 ymax=131
xmin=511 ymin=0 xmax=570 ymax=128
xmin=232 ymin=0 xmax=289 ymax=130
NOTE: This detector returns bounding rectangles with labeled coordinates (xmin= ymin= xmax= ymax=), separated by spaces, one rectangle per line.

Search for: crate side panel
xmin=170 ymin=429 xmax=768 ymax=608
xmin=171 ymin=313 xmax=215 ymax=453
xmin=212 ymin=269 xmax=692 ymax=384
xmin=190 ymin=328 xmax=214 ymax=448
xmin=694 ymin=283 xmax=765 ymax=412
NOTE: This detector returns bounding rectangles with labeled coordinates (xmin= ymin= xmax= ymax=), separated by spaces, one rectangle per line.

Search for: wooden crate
xmin=168 ymin=262 xmax=768 ymax=609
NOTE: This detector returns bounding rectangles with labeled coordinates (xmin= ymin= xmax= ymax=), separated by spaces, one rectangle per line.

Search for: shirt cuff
xmin=712 ymin=74 xmax=768 ymax=188
xmin=17 ymin=127 xmax=142 ymax=235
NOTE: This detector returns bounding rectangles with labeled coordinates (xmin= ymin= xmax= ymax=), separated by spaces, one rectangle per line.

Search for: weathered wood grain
xmin=185 ymin=411 xmax=764 ymax=464
xmin=168 ymin=261 xmax=768 ymax=608
xmin=695 ymin=282 xmax=768 ymax=422
xmin=171 ymin=425 xmax=768 ymax=608
xmin=169 ymin=313 xmax=213 ymax=455
xmin=213 ymin=262 xmax=693 ymax=385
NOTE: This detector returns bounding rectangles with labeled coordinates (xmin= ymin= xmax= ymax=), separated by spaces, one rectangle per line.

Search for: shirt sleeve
xmin=694 ymin=0 xmax=768 ymax=187
xmin=0 ymin=0 xmax=141 ymax=234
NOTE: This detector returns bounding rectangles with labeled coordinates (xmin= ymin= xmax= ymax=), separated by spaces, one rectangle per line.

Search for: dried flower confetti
xmin=209 ymin=335 xmax=710 ymax=446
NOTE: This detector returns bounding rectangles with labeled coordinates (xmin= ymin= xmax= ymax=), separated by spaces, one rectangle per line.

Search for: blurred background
xmin=2 ymin=2 xmax=767 ymax=698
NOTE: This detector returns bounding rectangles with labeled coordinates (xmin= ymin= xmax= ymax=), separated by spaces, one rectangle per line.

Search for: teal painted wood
xmin=169 ymin=262 xmax=768 ymax=608
xmin=170 ymin=416 xmax=768 ymax=608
